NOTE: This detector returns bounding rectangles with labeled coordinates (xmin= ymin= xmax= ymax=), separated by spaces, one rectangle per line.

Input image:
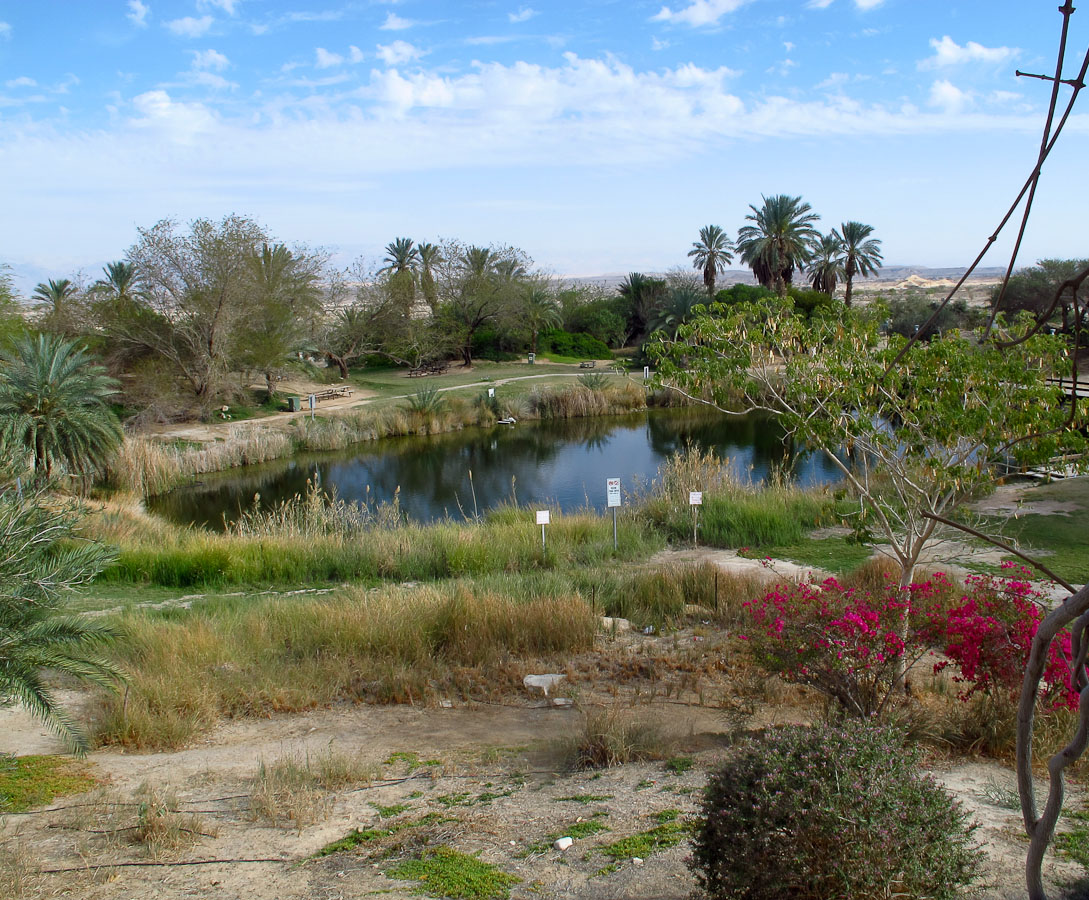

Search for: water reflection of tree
xmin=646 ymin=409 xmax=795 ymax=478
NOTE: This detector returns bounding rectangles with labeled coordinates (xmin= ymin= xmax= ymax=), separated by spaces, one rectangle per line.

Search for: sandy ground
xmin=2 ymin=635 xmax=1087 ymax=900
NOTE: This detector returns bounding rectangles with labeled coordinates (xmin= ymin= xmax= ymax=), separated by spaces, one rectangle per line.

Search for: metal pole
xmin=693 ymin=505 xmax=698 ymax=546
xmin=541 ymin=524 xmax=546 ymax=552
xmin=612 ymin=507 xmax=618 ymax=551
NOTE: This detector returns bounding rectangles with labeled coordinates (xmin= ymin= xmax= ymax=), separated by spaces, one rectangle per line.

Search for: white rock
xmin=553 ymin=837 xmax=574 ymax=852
xmin=439 ymin=699 xmax=453 ymax=709
xmin=632 ymin=857 xmax=644 ymax=866
xmin=549 ymin=697 xmax=574 ymax=708
xmin=523 ymin=673 xmax=566 ymax=696
xmin=600 ymin=616 xmax=631 ymax=633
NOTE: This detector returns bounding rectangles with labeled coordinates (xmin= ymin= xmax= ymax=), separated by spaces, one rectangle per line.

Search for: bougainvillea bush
xmin=690 ymin=721 xmax=981 ymax=900
xmin=930 ymin=564 xmax=1078 ymax=711
xmin=740 ymin=576 xmax=947 ymax=717
xmin=740 ymin=566 xmax=1079 ymax=720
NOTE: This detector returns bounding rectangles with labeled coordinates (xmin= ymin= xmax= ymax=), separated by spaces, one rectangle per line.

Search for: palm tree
xmin=736 ymin=195 xmax=821 ymax=297
xmin=32 ymin=278 xmax=78 ymax=310
xmin=92 ymin=262 xmax=143 ymax=303
xmin=522 ymin=285 xmax=562 ymax=354
xmin=807 ymin=233 xmax=845 ymax=296
xmin=462 ymin=246 xmax=498 ymax=278
xmin=0 ymin=490 xmax=123 ymax=753
xmin=688 ymin=225 xmax=734 ymax=296
xmin=0 ymin=334 xmax=124 ymax=482
xmin=417 ymin=242 xmax=442 ymax=312
xmin=618 ymin=273 xmax=668 ymax=342
xmin=648 ymin=282 xmax=705 ymax=338
xmin=834 ymin=221 xmax=884 ymax=308
xmin=379 ymin=237 xmax=419 ymax=276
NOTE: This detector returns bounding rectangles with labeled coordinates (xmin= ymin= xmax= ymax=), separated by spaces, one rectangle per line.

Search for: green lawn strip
xmin=519 ymin=812 xmax=610 ymax=856
xmin=385 ymin=846 xmax=521 ymax=900
xmin=762 ymin=535 xmax=875 ymax=574
xmin=663 ymin=756 xmax=694 ymax=775
xmin=0 ymin=755 xmax=97 ymax=812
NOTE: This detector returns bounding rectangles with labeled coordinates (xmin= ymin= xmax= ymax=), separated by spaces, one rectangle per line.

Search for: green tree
xmin=380 ymin=237 xmax=419 ymax=314
xmin=520 ymin=284 xmax=562 ymax=355
xmin=651 ymin=301 xmax=1084 ymax=681
xmin=807 ymin=232 xmax=844 ymax=295
xmin=994 ymin=258 xmax=1089 ymax=334
xmin=239 ymin=242 xmax=325 ymax=400
xmin=91 ymin=261 xmax=144 ymax=306
xmin=688 ymin=224 xmax=734 ymax=296
xmin=0 ymin=489 xmax=123 ymax=753
xmin=0 ymin=263 xmax=25 ymax=345
xmin=0 ymin=334 xmax=124 ymax=482
xmin=32 ymin=278 xmax=81 ymax=336
xmin=417 ymin=241 xmax=442 ymax=312
xmin=834 ymin=221 xmax=883 ymax=308
xmin=736 ymin=195 xmax=820 ymax=297
xmin=617 ymin=273 xmax=668 ymax=343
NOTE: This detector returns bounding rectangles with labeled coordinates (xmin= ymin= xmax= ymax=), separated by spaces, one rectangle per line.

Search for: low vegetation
xmin=0 ymin=754 xmax=97 ymax=812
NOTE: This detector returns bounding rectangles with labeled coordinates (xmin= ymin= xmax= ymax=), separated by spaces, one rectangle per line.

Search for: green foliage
xmin=0 ymin=333 xmax=124 ymax=481
xmin=886 ymin=293 xmax=981 ymax=339
xmin=994 ymin=258 xmax=1088 ymax=331
xmin=690 ymin=722 xmax=981 ymax=900
xmin=559 ymin=290 xmax=628 ymax=347
xmin=713 ymin=283 xmax=774 ymax=306
xmin=787 ymin=285 xmax=840 ymax=319
xmin=736 ymin=194 xmax=821 ymax=296
xmin=405 ymin=386 xmax=448 ymax=415
xmin=0 ymin=491 xmax=123 ymax=753
xmin=386 ymin=847 xmax=521 ymax=900
xmin=600 ymin=818 xmax=688 ymax=860
xmin=539 ymin=329 xmax=611 ymax=359
xmin=0 ymin=754 xmax=97 ymax=812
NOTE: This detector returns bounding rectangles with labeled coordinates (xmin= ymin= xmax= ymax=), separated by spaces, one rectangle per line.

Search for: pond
xmin=147 ymin=408 xmax=846 ymax=530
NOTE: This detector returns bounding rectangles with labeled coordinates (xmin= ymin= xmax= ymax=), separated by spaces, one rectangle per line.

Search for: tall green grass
xmin=88 ymin=500 xmax=663 ymax=588
xmin=640 ymin=444 xmax=832 ymax=549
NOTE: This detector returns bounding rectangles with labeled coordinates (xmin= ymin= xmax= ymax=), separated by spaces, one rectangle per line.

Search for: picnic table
xmin=579 ymin=360 xmax=597 ymax=369
xmin=408 ymin=363 xmax=450 ymax=377
xmin=312 ymin=386 xmax=354 ymax=402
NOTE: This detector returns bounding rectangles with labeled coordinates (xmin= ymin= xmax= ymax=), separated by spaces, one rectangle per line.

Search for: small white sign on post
xmin=606 ymin=477 xmax=621 ymax=551
xmin=606 ymin=478 xmax=622 ymax=508
xmin=643 ymin=365 xmax=650 ymax=381
xmin=309 ymin=393 xmax=317 ymax=420
xmin=689 ymin=491 xmax=703 ymax=506
xmin=689 ymin=492 xmax=702 ymax=546
xmin=536 ymin=509 xmax=550 ymax=552
xmin=488 ymin=388 xmax=495 ymax=398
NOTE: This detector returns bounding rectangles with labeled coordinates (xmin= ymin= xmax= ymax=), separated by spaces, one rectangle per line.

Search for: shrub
xmin=740 ymin=576 xmax=947 ymax=717
xmin=539 ymin=329 xmax=611 ymax=359
xmin=690 ymin=721 xmax=981 ymax=900
xmin=928 ymin=565 xmax=1078 ymax=710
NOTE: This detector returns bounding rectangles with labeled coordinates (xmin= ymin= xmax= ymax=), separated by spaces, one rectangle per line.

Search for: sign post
xmin=308 ymin=393 xmax=316 ymax=421
xmin=536 ymin=510 xmax=550 ymax=552
xmin=643 ymin=365 xmax=650 ymax=382
xmin=606 ymin=477 xmax=621 ymax=551
xmin=689 ymin=491 xmax=703 ymax=546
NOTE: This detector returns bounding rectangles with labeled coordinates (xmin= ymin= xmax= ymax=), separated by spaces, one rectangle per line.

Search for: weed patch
xmin=0 ymin=755 xmax=97 ymax=813
xmin=386 ymin=846 xmax=521 ymax=900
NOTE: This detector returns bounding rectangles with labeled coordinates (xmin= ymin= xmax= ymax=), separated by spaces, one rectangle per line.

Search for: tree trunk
xmin=264 ymin=371 xmax=276 ymax=402
xmin=844 ymin=274 xmax=855 ymax=308
xmin=325 ymin=353 xmax=349 ymax=380
xmin=892 ymin=560 xmax=917 ymax=692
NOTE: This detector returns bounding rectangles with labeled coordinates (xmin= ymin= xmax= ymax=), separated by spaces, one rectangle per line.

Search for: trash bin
xmin=287 ymin=396 xmax=301 ymax=412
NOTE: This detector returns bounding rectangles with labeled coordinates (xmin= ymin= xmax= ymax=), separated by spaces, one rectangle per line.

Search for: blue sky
xmin=1 ymin=1 xmax=1086 ymax=290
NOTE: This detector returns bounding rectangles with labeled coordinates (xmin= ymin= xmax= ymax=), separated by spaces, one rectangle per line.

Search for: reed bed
xmin=87 ymin=497 xmax=662 ymax=588
xmin=639 ymin=444 xmax=833 ymax=549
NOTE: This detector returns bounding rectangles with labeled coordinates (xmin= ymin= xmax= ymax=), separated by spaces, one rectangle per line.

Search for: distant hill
xmin=560 ymin=266 xmax=1008 ymax=292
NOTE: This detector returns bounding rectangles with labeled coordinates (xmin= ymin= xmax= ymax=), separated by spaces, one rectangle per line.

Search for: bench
xmin=408 ymin=363 xmax=449 ymax=377
xmin=312 ymin=387 xmax=353 ymax=402
xmin=579 ymin=360 xmax=596 ymax=369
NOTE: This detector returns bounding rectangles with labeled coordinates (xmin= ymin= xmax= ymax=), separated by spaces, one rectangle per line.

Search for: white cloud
xmin=191 ymin=49 xmax=230 ymax=71
xmin=198 ymin=0 xmax=239 ymax=14
xmin=380 ymin=13 xmax=414 ymax=31
xmin=806 ymin=0 xmax=834 ymax=8
xmin=376 ymin=41 xmax=423 ymax=66
xmin=815 ymin=72 xmax=848 ymax=90
xmin=315 ymin=47 xmax=345 ymax=68
xmin=188 ymin=71 xmax=235 ymax=89
xmin=166 ymin=16 xmax=214 ymax=38
xmin=126 ymin=1 xmax=150 ymax=28
xmin=6 ymin=76 xmax=37 ymax=88
xmin=651 ymin=37 xmax=670 ymax=51
xmin=854 ymin=0 xmax=884 ymax=9
xmin=131 ymin=89 xmax=217 ymax=137
xmin=651 ymin=0 xmax=750 ymax=27
xmin=919 ymin=35 xmax=1019 ymax=69
xmin=0 ymin=21 xmax=11 ymax=39
xmin=509 ymin=7 xmax=537 ymax=23
xmin=783 ymin=41 xmax=794 ymax=52
xmin=350 ymin=45 xmax=364 ymax=64
xmin=928 ymin=79 xmax=971 ymax=114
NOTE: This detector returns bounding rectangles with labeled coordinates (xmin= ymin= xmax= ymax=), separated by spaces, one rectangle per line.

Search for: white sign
xmin=689 ymin=491 xmax=703 ymax=506
xmin=308 ymin=394 xmax=316 ymax=408
xmin=606 ymin=478 xmax=621 ymax=508
xmin=643 ymin=366 xmax=650 ymax=380
xmin=488 ymin=388 xmax=495 ymax=398
xmin=536 ymin=510 xmax=551 ymax=525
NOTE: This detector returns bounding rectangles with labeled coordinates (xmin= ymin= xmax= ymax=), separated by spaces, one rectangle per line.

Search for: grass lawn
xmin=987 ymin=476 xmax=1089 ymax=584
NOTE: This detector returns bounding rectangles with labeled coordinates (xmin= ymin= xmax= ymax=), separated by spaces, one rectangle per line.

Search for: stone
xmin=523 ymin=673 xmax=566 ymax=696
xmin=554 ymin=837 xmax=574 ymax=852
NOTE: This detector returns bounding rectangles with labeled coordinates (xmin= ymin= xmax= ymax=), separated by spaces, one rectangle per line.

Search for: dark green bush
xmin=690 ymin=721 xmax=981 ymax=900
xmin=539 ymin=329 xmax=611 ymax=359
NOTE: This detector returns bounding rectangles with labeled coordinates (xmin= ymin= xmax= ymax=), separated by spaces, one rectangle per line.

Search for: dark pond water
xmin=148 ymin=409 xmax=846 ymax=530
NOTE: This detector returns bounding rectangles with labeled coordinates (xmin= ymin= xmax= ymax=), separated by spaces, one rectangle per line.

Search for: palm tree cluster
xmin=690 ymin=196 xmax=883 ymax=305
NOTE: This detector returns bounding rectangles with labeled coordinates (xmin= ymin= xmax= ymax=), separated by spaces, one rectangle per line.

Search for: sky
xmin=1 ymin=0 xmax=1087 ymax=291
